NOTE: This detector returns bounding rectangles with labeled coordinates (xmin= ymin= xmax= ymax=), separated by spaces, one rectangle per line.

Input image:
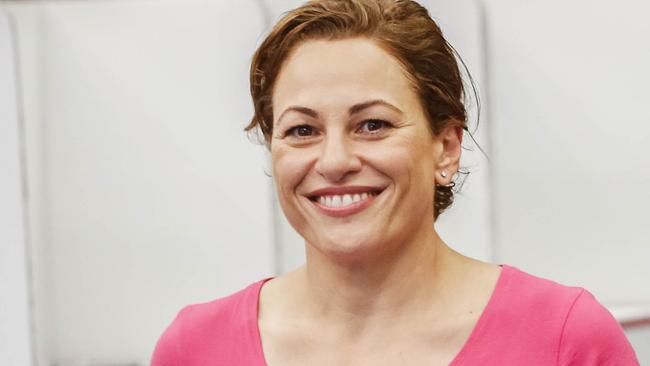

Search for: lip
xmin=305 ymin=186 xmax=386 ymax=218
xmin=306 ymin=185 xmax=383 ymax=197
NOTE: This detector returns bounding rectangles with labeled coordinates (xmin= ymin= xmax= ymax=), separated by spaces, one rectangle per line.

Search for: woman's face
xmin=270 ymin=38 xmax=458 ymax=260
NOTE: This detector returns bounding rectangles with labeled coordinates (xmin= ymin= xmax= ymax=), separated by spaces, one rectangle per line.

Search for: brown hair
xmin=245 ymin=0 xmax=475 ymax=219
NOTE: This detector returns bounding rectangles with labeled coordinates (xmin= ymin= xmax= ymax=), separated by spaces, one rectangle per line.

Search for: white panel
xmin=486 ymin=0 xmax=650 ymax=302
xmin=0 ymin=10 xmax=34 ymax=366
xmin=7 ymin=1 xmax=273 ymax=364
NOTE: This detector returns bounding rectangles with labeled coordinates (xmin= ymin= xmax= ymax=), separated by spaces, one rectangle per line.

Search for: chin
xmin=310 ymin=233 xmax=388 ymax=262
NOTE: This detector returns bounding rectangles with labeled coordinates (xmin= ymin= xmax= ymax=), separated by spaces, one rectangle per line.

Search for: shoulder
xmin=150 ymin=278 xmax=270 ymax=365
xmin=497 ymin=265 xmax=639 ymax=365
xmin=557 ymin=288 xmax=639 ymax=365
xmin=500 ymin=264 xmax=585 ymax=305
xmin=173 ymin=280 xmax=264 ymax=328
xmin=492 ymin=264 xmax=587 ymax=327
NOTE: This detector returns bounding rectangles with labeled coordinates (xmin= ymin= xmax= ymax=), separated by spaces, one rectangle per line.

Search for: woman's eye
xmin=285 ymin=125 xmax=315 ymax=138
xmin=284 ymin=120 xmax=391 ymax=140
xmin=359 ymin=119 xmax=391 ymax=135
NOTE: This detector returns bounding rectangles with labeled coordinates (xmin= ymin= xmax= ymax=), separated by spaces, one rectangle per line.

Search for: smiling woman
xmin=151 ymin=1 xmax=639 ymax=365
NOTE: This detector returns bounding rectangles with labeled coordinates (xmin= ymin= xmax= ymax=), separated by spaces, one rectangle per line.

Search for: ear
xmin=433 ymin=122 xmax=463 ymax=185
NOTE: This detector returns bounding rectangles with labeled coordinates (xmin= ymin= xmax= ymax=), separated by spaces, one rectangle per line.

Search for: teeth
xmin=314 ymin=191 xmax=378 ymax=208
xmin=342 ymin=194 xmax=352 ymax=206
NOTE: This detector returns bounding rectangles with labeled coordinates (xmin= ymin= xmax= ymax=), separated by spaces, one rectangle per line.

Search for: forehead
xmin=272 ymin=38 xmax=418 ymax=120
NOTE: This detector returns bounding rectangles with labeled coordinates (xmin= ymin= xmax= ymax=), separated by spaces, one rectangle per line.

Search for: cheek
xmin=271 ymin=146 xmax=312 ymax=196
xmin=385 ymin=134 xmax=433 ymax=172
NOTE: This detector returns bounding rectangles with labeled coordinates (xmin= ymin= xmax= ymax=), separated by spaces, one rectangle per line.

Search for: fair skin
xmin=258 ymin=37 xmax=501 ymax=365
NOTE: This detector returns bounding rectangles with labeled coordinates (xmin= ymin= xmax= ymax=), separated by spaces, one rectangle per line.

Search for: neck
xmin=299 ymin=221 xmax=457 ymax=328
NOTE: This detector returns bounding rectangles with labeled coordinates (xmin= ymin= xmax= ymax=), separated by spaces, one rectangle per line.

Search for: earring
xmin=441 ymin=171 xmax=448 ymax=178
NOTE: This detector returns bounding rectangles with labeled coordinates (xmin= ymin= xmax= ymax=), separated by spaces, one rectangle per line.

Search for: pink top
xmin=151 ymin=264 xmax=640 ymax=365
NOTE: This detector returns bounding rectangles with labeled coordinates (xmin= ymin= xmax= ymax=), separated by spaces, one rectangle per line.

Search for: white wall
xmin=0 ymin=10 xmax=33 ymax=366
xmin=7 ymin=1 xmax=275 ymax=364
xmin=486 ymin=0 xmax=650 ymax=304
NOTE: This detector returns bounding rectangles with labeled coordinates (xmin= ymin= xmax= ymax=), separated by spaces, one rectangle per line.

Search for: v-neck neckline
xmin=447 ymin=263 xmax=509 ymax=364
xmin=250 ymin=264 xmax=511 ymax=365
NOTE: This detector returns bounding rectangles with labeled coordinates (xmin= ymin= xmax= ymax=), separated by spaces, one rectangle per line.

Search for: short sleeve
xmin=558 ymin=289 xmax=640 ymax=366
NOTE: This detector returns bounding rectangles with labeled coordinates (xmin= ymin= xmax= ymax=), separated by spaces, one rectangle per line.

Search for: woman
xmin=152 ymin=0 xmax=639 ymax=364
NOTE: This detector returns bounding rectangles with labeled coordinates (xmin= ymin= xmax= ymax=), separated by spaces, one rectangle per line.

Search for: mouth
xmin=306 ymin=188 xmax=385 ymax=218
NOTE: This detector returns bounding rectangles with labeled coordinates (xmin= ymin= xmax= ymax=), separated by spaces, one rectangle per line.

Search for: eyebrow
xmin=276 ymin=99 xmax=403 ymax=126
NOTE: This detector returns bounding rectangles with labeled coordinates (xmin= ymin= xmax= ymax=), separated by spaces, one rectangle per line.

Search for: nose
xmin=314 ymin=131 xmax=362 ymax=182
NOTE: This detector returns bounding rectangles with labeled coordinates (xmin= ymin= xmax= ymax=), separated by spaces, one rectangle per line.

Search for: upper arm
xmin=557 ymin=289 xmax=640 ymax=366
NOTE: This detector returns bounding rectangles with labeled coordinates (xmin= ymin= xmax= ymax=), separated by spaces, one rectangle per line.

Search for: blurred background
xmin=1 ymin=0 xmax=648 ymax=365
